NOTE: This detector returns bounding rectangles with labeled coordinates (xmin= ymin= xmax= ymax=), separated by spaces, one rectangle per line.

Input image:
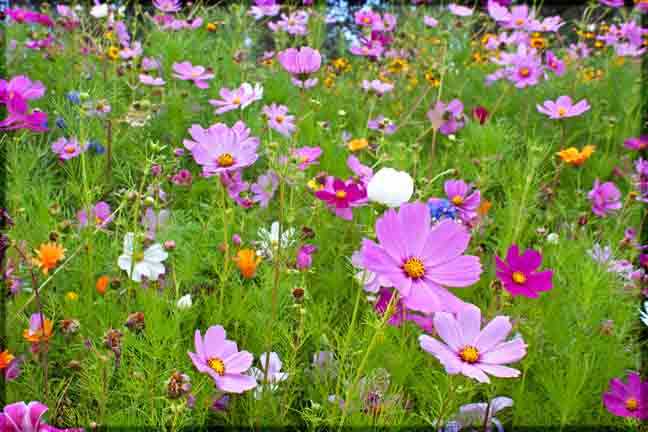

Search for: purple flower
xmin=268 ymin=11 xmax=309 ymax=36
xmin=373 ymin=288 xmax=434 ymax=332
xmin=602 ymin=371 xmax=648 ymax=419
xmin=427 ymin=99 xmax=466 ymax=135
xmin=367 ymin=115 xmax=397 ymax=135
xmin=448 ymin=3 xmax=474 ymax=16
xmin=314 ymin=177 xmax=367 ymax=221
xmin=4 ymin=355 xmax=24 ymax=381
xmin=347 ymin=155 xmax=374 ymax=187
xmin=634 ymin=158 xmax=648 ymax=201
xmin=78 ymin=201 xmax=112 ymax=228
xmin=262 ymin=103 xmax=296 ymax=137
xmin=361 ymin=79 xmax=394 ymax=96
xmin=172 ymin=62 xmax=214 ymax=89
xmin=154 ymin=0 xmax=182 ymax=13
xmin=187 ymin=121 xmax=260 ymax=177
xmin=624 ymin=135 xmax=648 ymax=151
xmin=187 ymin=325 xmax=257 ymax=393
xmin=419 ymin=303 xmax=527 ymax=383
xmin=423 ymin=16 xmax=439 ymax=27
xmin=355 ymin=9 xmax=381 ymax=27
xmin=51 ymin=137 xmax=85 ymax=160
xmin=588 ymin=179 xmax=622 ymax=217
xmin=0 ymin=76 xmax=46 ymax=105
xmin=440 ymin=180 xmax=481 ymax=224
xmin=171 ymin=169 xmax=193 ymax=186
xmin=359 ymin=202 xmax=482 ymax=314
xmin=545 ymin=50 xmax=565 ymax=76
xmin=143 ymin=207 xmax=170 ymax=241
xmin=296 ymin=244 xmax=317 ymax=269
xmin=278 ymin=47 xmax=322 ymax=89
xmin=292 ymin=146 xmax=322 ymax=170
xmin=249 ymin=0 xmax=280 ymax=20
xmin=599 ymin=0 xmax=625 ymax=6
xmin=495 ymin=245 xmax=553 ymax=298
xmin=209 ymin=83 xmax=263 ymax=115
xmin=139 ymin=74 xmax=166 ymax=86
xmin=250 ymin=171 xmax=279 ymax=207
xmin=537 ymin=96 xmax=590 ymax=119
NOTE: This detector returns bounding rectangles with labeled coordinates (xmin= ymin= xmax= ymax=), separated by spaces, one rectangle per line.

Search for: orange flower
xmin=23 ymin=318 xmax=54 ymax=343
xmin=33 ymin=242 xmax=65 ymax=274
xmin=348 ymin=138 xmax=369 ymax=152
xmin=235 ymin=249 xmax=261 ymax=279
xmin=557 ymin=145 xmax=595 ymax=166
xmin=206 ymin=22 xmax=218 ymax=32
xmin=96 ymin=275 xmax=110 ymax=296
xmin=478 ymin=199 xmax=492 ymax=216
xmin=0 ymin=350 xmax=14 ymax=369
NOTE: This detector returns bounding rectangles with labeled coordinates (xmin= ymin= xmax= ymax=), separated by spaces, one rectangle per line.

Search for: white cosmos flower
xmin=367 ymin=167 xmax=414 ymax=208
xmin=176 ymin=294 xmax=193 ymax=310
xmin=257 ymin=221 xmax=295 ymax=258
xmin=90 ymin=3 xmax=109 ymax=18
xmin=640 ymin=301 xmax=648 ymax=327
xmin=250 ymin=352 xmax=289 ymax=399
xmin=118 ymin=232 xmax=167 ymax=282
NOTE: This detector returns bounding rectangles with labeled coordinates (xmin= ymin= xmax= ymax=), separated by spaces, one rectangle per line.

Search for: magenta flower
xmin=508 ymin=55 xmax=542 ymax=88
xmin=624 ymin=135 xmax=648 ymax=151
xmin=472 ymin=106 xmax=489 ymax=125
xmin=419 ymin=303 xmax=527 ymax=383
xmin=292 ymin=146 xmax=321 ymax=170
xmin=600 ymin=0 xmax=625 ymax=7
xmin=588 ymin=179 xmax=622 ymax=217
xmin=0 ymin=107 xmax=48 ymax=132
xmin=315 ymin=178 xmax=366 ymax=221
xmin=602 ymin=371 xmax=648 ymax=419
xmin=278 ymin=47 xmax=322 ymax=89
xmin=78 ymin=201 xmax=112 ymax=228
xmin=495 ymin=245 xmax=553 ymax=298
xmin=187 ymin=325 xmax=257 ymax=393
xmin=361 ymin=79 xmax=394 ymax=96
xmin=209 ymin=83 xmax=263 ymax=115
xmin=373 ymin=288 xmax=434 ymax=333
xmin=350 ymin=40 xmax=385 ymax=59
xmin=186 ymin=121 xmax=260 ymax=177
xmin=347 ymin=155 xmax=374 ymax=187
xmin=262 ymin=103 xmax=296 ymax=137
xmin=367 ymin=115 xmax=396 ymax=135
xmin=537 ymin=96 xmax=590 ymax=119
xmin=51 ymin=137 xmax=85 ymax=160
xmin=0 ymin=400 xmax=84 ymax=432
xmin=172 ymin=62 xmax=214 ymax=89
xmin=355 ymin=9 xmax=380 ymax=27
xmin=427 ymin=99 xmax=465 ymax=135
xmin=250 ymin=171 xmax=279 ymax=207
xmin=154 ymin=0 xmax=182 ymax=13
xmin=6 ymin=9 xmax=54 ymax=27
xmin=268 ymin=11 xmax=309 ymax=36
xmin=0 ymin=76 xmax=46 ymax=105
xmin=359 ymin=202 xmax=482 ymax=314
xmin=296 ymin=244 xmax=317 ymax=269
xmin=441 ymin=180 xmax=481 ymax=224
xmin=249 ymin=0 xmax=280 ymax=20
xmin=545 ymin=51 xmax=565 ymax=76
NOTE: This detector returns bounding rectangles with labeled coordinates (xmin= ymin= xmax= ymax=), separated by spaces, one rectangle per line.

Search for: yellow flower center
xmin=288 ymin=19 xmax=296 ymax=25
xmin=451 ymin=195 xmax=464 ymax=205
xmin=207 ymin=357 xmax=226 ymax=376
xmin=363 ymin=17 xmax=371 ymax=24
xmin=512 ymin=271 xmax=526 ymax=284
xmin=233 ymin=97 xmax=241 ymax=105
xmin=191 ymin=71 xmax=200 ymax=78
xmin=133 ymin=251 xmax=145 ymax=262
xmin=403 ymin=257 xmax=425 ymax=279
xmin=515 ymin=19 xmax=524 ymax=25
xmin=64 ymin=145 xmax=77 ymax=154
xmin=519 ymin=67 xmax=530 ymax=77
xmin=335 ymin=190 xmax=347 ymax=199
xmin=558 ymin=108 xmax=567 ymax=117
xmin=276 ymin=115 xmax=284 ymax=124
xmin=217 ymin=153 xmax=235 ymax=167
xmin=459 ymin=346 xmax=480 ymax=363
xmin=625 ymin=397 xmax=638 ymax=411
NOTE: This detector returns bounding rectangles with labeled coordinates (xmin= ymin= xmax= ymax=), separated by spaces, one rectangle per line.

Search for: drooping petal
xmin=216 ymin=373 xmax=258 ymax=393
xmin=433 ymin=311 xmax=464 ymax=350
xmin=419 ymin=335 xmax=463 ymax=373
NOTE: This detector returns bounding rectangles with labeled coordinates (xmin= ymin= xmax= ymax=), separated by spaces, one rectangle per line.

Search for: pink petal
xmin=215 ymin=373 xmax=258 ymax=393
xmin=398 ymin=202 xmax=430 ymax=257
xmin=457 ymin=304 xmax=482 ymax=345
xmin=424 ymin=255 xmax=482 ymax=287
xmin=403 ymin=280 xmax=441 ymax=313
xmin=474 ymin=316 xmax=512 ymax=353
xmin=479 ymin=338 xmax=527 ymax=364
xmin=419 ymin=335 xmax=462 ymax=373
xmin=433 ymin=311 xmax=464 ymax=350
xmin=420 ymin=220 xmax=471 ymax=267
xmin=460 ymin=363 xmax=491 ymax=383
xmin=375 ymin=207 xmax=408 ymax=262
xmin=203 ymin=325 xmax=226 ymax=358
xmin=477 ymin=363 xmax=521 ymax=379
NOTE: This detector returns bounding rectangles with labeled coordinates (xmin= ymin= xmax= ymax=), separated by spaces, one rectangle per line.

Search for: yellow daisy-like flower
xmin=206 ymin=22 xmax=218 ymax=32
xmin=387 ymin=58 xmax=409 ymax=74
xmin=107 ymin=46 xmax=120 ymax=61
xmin=33 ymin=242 xmax=65 ymax=275
xmin=348 ymin=138 xmax=369 ymax=152
xmin=557 ymin=145 xmax=595 ymax=166
xmin=65 ymin=291 xmax=79 ymax=301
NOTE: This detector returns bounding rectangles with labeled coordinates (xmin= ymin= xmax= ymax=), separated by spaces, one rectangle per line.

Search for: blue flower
xmin=427 ymin=198 xmax=457 ymax=222
xmin=66 ymin=91 xmax=81 ymax=105
xmin=87 ymin=140 xmax=105 ymax=155
xmin=55 ymin=117 xmax=66 ymax=129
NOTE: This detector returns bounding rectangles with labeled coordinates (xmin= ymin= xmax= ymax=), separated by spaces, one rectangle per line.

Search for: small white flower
xmin=176 ymin=294 xmax=193 ymax=310
xmin=640 ymin=301 xmax=648 ymax=327
xmin=257 ymin=221 xmax=295 ymax=258
xmin=367 ymin=167 xmax=414 ymax=208
xmin=90 ymin=3 xmax=108 ymax=18
xmin=546 ymin=233 xmax=559 ymax=244
xmin=117 ymin=232 xmax=168 ymax=282
xmin=250 ymin=352 xmax=289 ymax=399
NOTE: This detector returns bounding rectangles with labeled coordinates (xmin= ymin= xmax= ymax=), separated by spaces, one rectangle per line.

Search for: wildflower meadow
xmin=2 ymin=0 xmax=648 ymax=430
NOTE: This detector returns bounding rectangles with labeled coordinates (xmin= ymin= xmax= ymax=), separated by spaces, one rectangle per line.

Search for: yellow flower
xmin=0 ymin=350 xmax=14 ymax=369
xmin=206 ymin=22 xmax=218 ymax=32
xmin=33 ymin=242 xmax=65 ymax=275
xmin=425 ymin=71 xmax=441 ymax=87
xmin=387 ymin=58 xmax=409 ymax=74
xmin=530 ymin=36 xmax=546 ymax=50
xmin=348 ymin=138 xmax=369 ymax=152
xmin=557 ymin=145 xmax=595 ymax=166
xmin=65 ymin=291 xmax=79 ymax=301
xmin=307 ymin=178 xmax=324 ymax=192
xmin=107 ymin=46 xmax=120 ymax=61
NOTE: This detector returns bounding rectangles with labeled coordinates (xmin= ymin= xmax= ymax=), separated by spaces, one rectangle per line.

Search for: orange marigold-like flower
xmin=33 ymin=242 xmax=65 ymax=274
xmin=0 ymin=350 xmax=14 ymax=369
xmin=557 ymin=145 xmax=595 ymax=166
xmin=235 ymin=249 xmax=262 ymax=280
xmin=348 ymin=138 xmax=369 ymax=152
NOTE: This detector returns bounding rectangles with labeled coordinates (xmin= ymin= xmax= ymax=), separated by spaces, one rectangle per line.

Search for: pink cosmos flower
xmin=296 ymin=244 xmax=317 ymax=269
xmin=624 ymin=135 xmax=648 ymax=151
xmin=588 ymin=179 xmax=622 ymax=217
xmin=536 ymin=96 xmax=590 ymax=119
xmin=350 ymin=40 xmax=385 ymax=59
xmin=347 ymin=155 xmax=373 ymax=187
xmin=187 ymin=325 xmax=257 ymax=393
xmin=602 ymin=371 xmax=648 ymax=419
xmin=427 ymin=99 xmax=465 ymax=135
xmin=495 ymin=245 xmax=553 ymax=298
xmin=361 ymin=79 xmax=394 ymax=96
xmin=432 ymin=180 xmax=481 ymax=224
xmin=0 ymin=107 xmax=48 ymax=132
xmin=372 ymin=13 xmax=397 ymax=32
xmin=78 ymin=201 xmax=112 ymax=228
xmin=292 ymin=146 xmax=321 ymax=170
xmin=6 ymin=9 xmax=54 ymax=27
xmin=419 ymin=303 xmax=527 ymax=383
xmin=367 ymin=115 xmax=396 ymax=135
xmin=268 ymin=11 xmax=309 ymax=36
xmin=119 ymin=42 xmax=143 ymax=59
xmin=373 ymin=287 xmax=434 ymax=332
xmin=448 ymin=3 xmax=474 ymax=16
xmin=359 ymin=202 xmax=482 ymax=314
xmin=355 ymin=9 xmax=381 ymax=27
xmin=0 ymin=400 xmax=83 ymax=431
xmin=139 ymin=74 xmax=166 ymax=86
xmin=209 ymin=83 xmax=263 ymax=115
xmin=262 ymin=103 xmax=296 ymax=137
xmin=51 ymin=137 xmax=85 ymax=160
xmin=600 ymin=0 xmax=625 ymax=6
xmin=0 ymin=76 xmax=46 ymax=106
xmin=423 ymin=16 xmax=439 ymax=27
xmin=278 ymin=47 xmax=322 ymax=89
xmin=186 ymin=121 xmax=260 ymax=177
xmin=249 ymin=0 xmax=280 ymax=20
xmin=154 ymin=0 xmax=182 ymax=13
xmin=545 ymin=51 xmax=565 ymax=76
xmin=250 ymin=171 xmax=279 ymax=207
xmin=315 ymin=178 xmax=367 ymax=221
xmin=171 ymin=62 xmax=214 ymax=89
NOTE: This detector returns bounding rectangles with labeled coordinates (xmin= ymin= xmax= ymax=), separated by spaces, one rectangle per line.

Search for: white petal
xmin=144 ymin=244 xmax=168 ymax=262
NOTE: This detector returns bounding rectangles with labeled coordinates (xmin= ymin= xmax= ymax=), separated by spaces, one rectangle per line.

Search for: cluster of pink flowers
xmin=0 ymin=75 xmax=48 ymax=132
xmin=268 ymin=10 xmax=309 ymax=36
xmin=349 ymin=9 xmax=398 ymax=59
